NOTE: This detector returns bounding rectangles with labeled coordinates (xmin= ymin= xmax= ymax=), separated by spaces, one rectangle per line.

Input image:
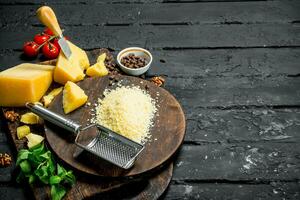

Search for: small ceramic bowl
xmin=117 ymin=47 xmax=153 ymax=76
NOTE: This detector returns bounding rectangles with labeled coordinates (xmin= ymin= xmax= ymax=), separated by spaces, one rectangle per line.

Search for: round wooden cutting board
xmin=45 ymin=75 xmax=185 ymax=177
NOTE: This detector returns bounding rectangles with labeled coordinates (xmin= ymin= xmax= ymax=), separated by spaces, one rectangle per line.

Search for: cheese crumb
xmin=93 ymin=85 xmax=157 ymax=144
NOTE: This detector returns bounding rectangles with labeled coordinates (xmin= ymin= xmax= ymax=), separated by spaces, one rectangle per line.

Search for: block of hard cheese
xmin=0 ymin=63 xmax=54 ymax=107
xmin=54 ymin=41 xmax=89 ymax=85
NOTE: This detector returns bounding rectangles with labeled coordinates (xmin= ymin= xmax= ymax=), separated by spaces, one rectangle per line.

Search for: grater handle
xmin=25 ymin=102 xmax=81 ymax=133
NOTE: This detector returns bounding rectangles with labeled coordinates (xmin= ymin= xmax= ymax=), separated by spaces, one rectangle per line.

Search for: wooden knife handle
xmin=36 ymin=6 xmax=62 ymax=37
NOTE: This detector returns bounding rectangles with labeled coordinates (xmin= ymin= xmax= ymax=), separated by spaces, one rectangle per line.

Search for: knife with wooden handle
xmin=37 ymin=6 xmax=72 ymax=59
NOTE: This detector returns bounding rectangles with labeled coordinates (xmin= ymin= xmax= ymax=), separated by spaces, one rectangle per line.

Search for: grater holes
xmin=86 ymin=131 xmax=139 ymax=168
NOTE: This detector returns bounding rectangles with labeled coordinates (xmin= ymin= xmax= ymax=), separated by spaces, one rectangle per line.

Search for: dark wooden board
xmin=164 ymin=182 xmax=300 ymax=200
xmin=172 ymin=143 xmax=300 ymax=181
xmin=46 ymin=75 xmax=186 ymax=177
xmin=1 ymin=181 xmax=300 ymax=200
xmin=184 ymin=108 xmax=300 ymax=143
xmin=150 ymin=48 xmax=300 ymax=77
xmin=0 ymin=143 xmax=15 ymax=182
xmin=0 ymin=0 xmax=282 ymax=5
xmin=166 ymin=76 xmax=300 ymax=108
xmin=2 ymin=48 xmax=300 ymax=76
xmin=1 ymin=1 xmax=300 ymax=26
xmin=85 ymin=164 xmax=173 ymax=200
xmin=1 ymin=24 xmax=300 ymax=50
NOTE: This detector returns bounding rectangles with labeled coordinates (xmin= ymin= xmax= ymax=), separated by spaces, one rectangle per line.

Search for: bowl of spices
xmin=117 ymin=47 xmax=153 ymax=76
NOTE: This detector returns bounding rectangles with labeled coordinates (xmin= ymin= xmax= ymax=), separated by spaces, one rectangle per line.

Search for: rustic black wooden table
xmin=0 ymin=0 xmax=300 ymax=199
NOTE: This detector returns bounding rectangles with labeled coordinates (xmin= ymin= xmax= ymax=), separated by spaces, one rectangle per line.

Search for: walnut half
xmin=0 ymin=153 xmax=12 ymax=167
xmin=4 ymin=110 xmax=19 ymax=122
xmin=150 ymin=76 xmax=165 ymax=87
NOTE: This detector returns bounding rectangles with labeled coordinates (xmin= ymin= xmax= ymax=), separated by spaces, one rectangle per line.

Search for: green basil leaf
xmin=35 ymin=165 xmax=49 ymax=184
xmin=27 ymin=144 xmax=48 ymax=167
xmin=64 ymin=171 xmax=76 ymax=186
xmin=51 ymin=184 xmax=66 ymax=200
xmin=28 ymin=175 xmax=36 ymax=184
xmin=57 ymin=164 xmax=66 ymax=176
xmin=20 ymin=160 xmax=31 ymax=174
xmin=16 ymin=142 xmax=76 ymax=198
xmin=47 ymin=160 xmax=56 ymax=175
xmin=28 ymin=153 xmax=44 ymax=168
xmin=16 ymin=149 xmax=31 ymax=166
xmin=50 ymin=175 xmax=62 ymax=185
xmin=31 ymin=143 xmax=46 ymax=155
xmin=40 ymin=151 xmax=51 ymax=160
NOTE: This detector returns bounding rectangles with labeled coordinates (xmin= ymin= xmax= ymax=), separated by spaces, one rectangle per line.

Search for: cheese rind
xmin=63 ymin=81 xmax=88 ymax=114
xmin=0 ymin=63 xmax=54 ymax=107
xmin=54 ymin=41 xmax=89 ymax=85
xmin=42 ymin=87 xmax=63 ymax=107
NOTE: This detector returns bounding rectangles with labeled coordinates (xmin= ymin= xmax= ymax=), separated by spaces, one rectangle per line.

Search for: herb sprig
xmin=16 ymin=143 xmax=76 ymax=200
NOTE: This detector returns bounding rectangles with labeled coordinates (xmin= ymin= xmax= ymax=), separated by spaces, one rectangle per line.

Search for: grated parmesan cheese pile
xmin=93 ymin=85 xmax=157 ymax=144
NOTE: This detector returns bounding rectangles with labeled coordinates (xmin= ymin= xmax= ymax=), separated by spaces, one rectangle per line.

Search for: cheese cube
xmin=63 ymin=81 xmax=88 ymax=114
xmin=17 ymin=125 xmax=30 ymax=139
xmin=54 ymin=41 xmax=89 ymax=85
xmin=0 ymin=63 xmax=54 ymax=107
xmin=96 ymin=53 xmax=106 ymax=63
xmin=26 ymin=133 xmax=44 ymax=149
xmin=20 ymin=112 xmax=41 ymax=124
xmin=86 ymin=61 xmax=108 ymax=77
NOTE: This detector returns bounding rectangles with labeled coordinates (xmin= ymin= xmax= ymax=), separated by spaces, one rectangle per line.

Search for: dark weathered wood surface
xmin=1 ymin=25 xmax=300 ymax=50
xmin=1 ymin=0 xmax=300 ymax=199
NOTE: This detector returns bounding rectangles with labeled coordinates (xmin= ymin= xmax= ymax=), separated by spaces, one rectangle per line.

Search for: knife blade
xmin=37 ymin=6 xmax=72 ymax=59
xmin=58 ymin=36 xmax=72 ymax=58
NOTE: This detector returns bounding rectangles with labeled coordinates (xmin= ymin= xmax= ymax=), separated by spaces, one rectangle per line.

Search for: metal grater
xmin=26 ymin=103 xmax=144 ymax=169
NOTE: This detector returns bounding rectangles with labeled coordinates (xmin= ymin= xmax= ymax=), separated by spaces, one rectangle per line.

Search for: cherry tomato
xmin=34 ymin=33 xmax=50 ymax=45
xmin=42 ymin=42 xmax=59 ymax=59
xmin=23 ymin=41 xmax=39 ymax=57
xmin=43 ymin=28 xmax=54 ymax=36
xmin=52 ymin=38 xmax=61 ymax=51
